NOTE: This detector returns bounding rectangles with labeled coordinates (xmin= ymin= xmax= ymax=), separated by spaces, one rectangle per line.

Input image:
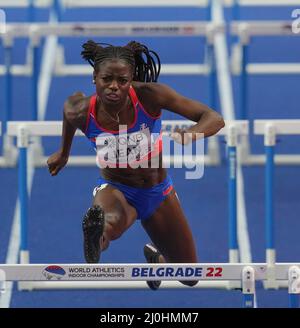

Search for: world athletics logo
xmin=42 ymin=265 xmax=66 ymax=280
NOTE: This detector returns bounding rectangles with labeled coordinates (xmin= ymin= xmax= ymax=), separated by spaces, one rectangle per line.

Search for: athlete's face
xmin=94 ymin=59 xmax=133 ymax=106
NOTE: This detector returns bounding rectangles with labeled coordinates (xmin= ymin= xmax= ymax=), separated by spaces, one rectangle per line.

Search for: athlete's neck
xmin=97 ymin=96 xmax=130 ymax=122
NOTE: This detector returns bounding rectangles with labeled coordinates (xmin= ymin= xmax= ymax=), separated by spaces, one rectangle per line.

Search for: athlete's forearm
xmin=187 ymin=110 xmax=225 ymax=139
xmin=60 ymin=110 xmax=77 ymax=157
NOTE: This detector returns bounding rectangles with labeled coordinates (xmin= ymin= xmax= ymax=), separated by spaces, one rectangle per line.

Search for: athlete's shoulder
xmin=64 ymin=92 xmax=90 ymax=111
xmin=131 ymin=82 xmax=172 ymax=109
xmin=64 ymin=92 xmax=92 ymax=131
xmin=132 ymin=81 xmax=169 ymax=96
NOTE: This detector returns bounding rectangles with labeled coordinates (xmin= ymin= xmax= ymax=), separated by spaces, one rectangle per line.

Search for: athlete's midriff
xmin=101 ymin=154 xmax=166 ymax=188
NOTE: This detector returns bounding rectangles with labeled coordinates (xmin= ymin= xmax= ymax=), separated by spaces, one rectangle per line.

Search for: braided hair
xmin=81 ymin=40 xmax=161 ymax=83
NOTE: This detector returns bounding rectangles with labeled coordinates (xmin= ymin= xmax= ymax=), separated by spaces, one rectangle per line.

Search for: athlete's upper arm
xmin=153 ymin=83 xmax=214 ymax=122
xmin=64 ymin=93 xmax=88 ymax=131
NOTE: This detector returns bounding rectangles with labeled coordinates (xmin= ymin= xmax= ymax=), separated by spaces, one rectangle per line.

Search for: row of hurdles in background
xmin=0 ymin=0 xmax=299 ymax=167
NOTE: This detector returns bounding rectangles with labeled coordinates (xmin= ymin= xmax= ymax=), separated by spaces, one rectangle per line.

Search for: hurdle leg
xmin=3 ymin=41 xmax=12 ymax=135
xmin=235 ymin=28 xmax=252 ymax=164
xmin=288 ymin=266 xmax=300 ymax=308
xmin=227 ymin=125 xmax=242 ymax=290
xmin=240 ymin=43 xmax=249 ymax=120
xmin=263 ymin=124 xmax=278 ymax=289
xmin=30 ymin=34 xmax=45 ymax=166
xmin=17 ymin=126 xmax=30 ymax=265
xmin=206 ymin=34 xmax=221 ymax=166
xmin=28 ymin=0 xmax=35 ymax=22
xmin=227 ymin=125 xmax=239 ymax=264
xmin=242 ymin=266 xmax=255 ymax=308
xmin=1 ymin=37 xmax=18 ymax=167
xmin=17 ymin=126 xmax=32 ymax=291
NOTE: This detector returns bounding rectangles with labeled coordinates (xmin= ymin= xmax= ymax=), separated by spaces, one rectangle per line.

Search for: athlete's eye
xmin=101 ymin=76 xmax=112 ymax=83
xmin=119 ymin=78 xmax=128 ymax=85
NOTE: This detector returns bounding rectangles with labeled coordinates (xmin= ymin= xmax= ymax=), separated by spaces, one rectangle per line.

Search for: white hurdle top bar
xmin=1 ymin=0 xmax=298 ymax=7
xmin=231 ymin=0 xmax=300 ymax=5
xmin=254 ymin=120 xmax=300 ymax=135
xmin=7 ymin=120 xmax=249 ymax=137
xmin=0 ymin=0 xmax=208 ymax=7
xmin=2 ymin=22 xmax=224 ymax=39
xmin=0 ymin=263 xmax=298 ymax=282
xmin=231 ymin=21 xmax=298 ymax=37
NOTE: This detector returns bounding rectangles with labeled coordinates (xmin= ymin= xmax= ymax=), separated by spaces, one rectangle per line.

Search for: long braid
xmin=81 ymin=40 xmax=161 ymax=83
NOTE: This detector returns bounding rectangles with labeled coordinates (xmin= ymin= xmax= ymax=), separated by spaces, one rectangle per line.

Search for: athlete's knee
xmin=92 ymin=201 xmax=133 ymax=242
xmin=103 ymin=219 xmax=123 ymax=240
xmin=103 ymin=209 xmax=128 ymax=241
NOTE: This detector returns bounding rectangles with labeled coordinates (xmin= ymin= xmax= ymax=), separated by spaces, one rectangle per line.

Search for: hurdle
xmin=0 ymin=21 xmax=222 ymax=76
xmin=231 ymin=21 xmax=300 ymax=118
xmin=229 ymin=0 xmax=300 ymax=19
xmin=254 ymin=120 xmax=300 ymax=291
xmin=0 ymin=263 xmax=300 ymax=308
xmin=0 ymin=0 xmax=62 ymax=167
xmin=7 ymin=119 xmax=248 ymax=291
xmin=230 ymin=22 xmax=300 ymax=166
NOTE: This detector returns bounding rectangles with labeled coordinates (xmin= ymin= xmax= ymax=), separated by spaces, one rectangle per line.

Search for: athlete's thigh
xmin=93 ymin=184 xmax=137 ymax=231
xmin=141 ymin=189 xmax=198 ymax=263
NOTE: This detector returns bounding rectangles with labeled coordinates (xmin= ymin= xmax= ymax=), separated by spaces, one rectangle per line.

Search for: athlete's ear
xmin=93 ymin=71 xmax=97 ymax=84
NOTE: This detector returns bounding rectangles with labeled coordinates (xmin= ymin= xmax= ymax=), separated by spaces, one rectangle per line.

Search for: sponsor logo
xmin=131 ymin=266 xmax=224 ymax=278
xmin=43 ymin=265 xmax=66 ymax=280
xmin=131 ymin=267 xmax=203 ymax=278
xmin=67 ymin=267 xmax=125 ymax=279
xmin=183 ymin=26 xmax=195 ymax=35
xmin=132 ymin=25 xmax=180 ymax=35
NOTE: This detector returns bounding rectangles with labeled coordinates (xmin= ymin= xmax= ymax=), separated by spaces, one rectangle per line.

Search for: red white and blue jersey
xmin=84 ymin=86 xmax=162 ymax=168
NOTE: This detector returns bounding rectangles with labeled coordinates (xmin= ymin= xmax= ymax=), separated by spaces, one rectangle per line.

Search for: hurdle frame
xmin=0 ymin=263 xmax=299 ymax=308
xmin=7 ymin=119 xmax=248 ymax=292
xmin=254 ymin=120 xmax=300 ymax=289
xmin=230 ymin=22 xmax=300 ymax=166
xmin=231 ymin=21 xmax=300 ymax=119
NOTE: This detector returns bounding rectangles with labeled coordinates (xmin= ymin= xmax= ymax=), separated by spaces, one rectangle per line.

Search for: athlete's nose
xmin=109 ymin=79 xmax=118 ymax=91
